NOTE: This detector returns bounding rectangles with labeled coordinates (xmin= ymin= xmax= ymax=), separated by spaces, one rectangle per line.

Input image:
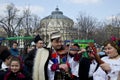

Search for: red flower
xmin=51 ymin=53 xmax=57 ymax=58
xmin=111 ymin=36 xmax=116 ymax=41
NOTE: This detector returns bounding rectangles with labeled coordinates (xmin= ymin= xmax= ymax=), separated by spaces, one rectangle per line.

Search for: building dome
xmin=42 ymin=7 xmax=73 ymax=21
xmin=40 ymin=7 xmax=77 ymax=43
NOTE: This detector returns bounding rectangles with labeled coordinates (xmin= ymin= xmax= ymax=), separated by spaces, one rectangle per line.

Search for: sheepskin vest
xmin=33 ymin=48 xmax=49 ymax=80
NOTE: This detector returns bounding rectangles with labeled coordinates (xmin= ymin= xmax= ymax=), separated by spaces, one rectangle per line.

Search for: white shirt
xmin=93 ymin=56 xmax=120 ymax=80
xmin=89 ymin=60 xmax=97 ymax=77
xmin=1 ymin=62 xmax=8 ymax=69
xmin=67 ymin=55 xmax=79 ymax=77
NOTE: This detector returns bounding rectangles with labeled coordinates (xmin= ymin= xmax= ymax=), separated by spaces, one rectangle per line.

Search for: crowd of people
xmin=0 ymin=31 xmax=120 ymax=80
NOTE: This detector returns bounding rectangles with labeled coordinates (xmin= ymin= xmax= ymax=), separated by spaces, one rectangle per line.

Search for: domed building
xmin=40 ymin=7 xmax=77 ymax=42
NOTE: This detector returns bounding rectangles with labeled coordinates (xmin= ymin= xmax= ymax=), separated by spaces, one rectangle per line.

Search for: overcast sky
xmin=0 ymin=0 xmax=120 ymax=22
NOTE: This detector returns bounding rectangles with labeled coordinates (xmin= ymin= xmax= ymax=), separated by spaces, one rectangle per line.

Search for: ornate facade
xmin=0 ymin=27 xmax=7 ymax=37
xmin=40 ymin=7 xmax=77 ymax=42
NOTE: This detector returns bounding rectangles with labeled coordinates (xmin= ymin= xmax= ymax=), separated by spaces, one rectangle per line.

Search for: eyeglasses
xmin=54 ymin=40 xmax=63 ymax=43
xmin=70 ymin=48 xmax=80 ymax=51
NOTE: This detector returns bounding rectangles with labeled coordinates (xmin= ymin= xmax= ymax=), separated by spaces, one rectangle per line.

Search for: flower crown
xmin=110 ymin=36 xmax=120 ymax=47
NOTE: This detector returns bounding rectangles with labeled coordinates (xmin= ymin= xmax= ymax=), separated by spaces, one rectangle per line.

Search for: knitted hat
xmin=0 ymin=50 xmax=11 ymax=61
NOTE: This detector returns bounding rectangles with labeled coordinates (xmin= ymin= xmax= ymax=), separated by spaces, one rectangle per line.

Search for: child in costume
xmin=4 ymin=56 xmax=30 ymax=80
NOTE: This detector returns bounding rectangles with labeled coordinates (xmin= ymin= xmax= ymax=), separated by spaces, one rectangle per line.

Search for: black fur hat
xmin=0 ymin=41 xmax=2 ymax=45
xmin=34 ymin=34 xmax=43 ymax=43
xmin=0 ymin=50 xmax=11 ymax=61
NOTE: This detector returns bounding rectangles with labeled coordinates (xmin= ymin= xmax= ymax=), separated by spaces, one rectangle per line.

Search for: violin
xmin=88 ymin=43 xmax=110 ymax=74
xmin=88 ymin=42 xmax=104 ymax=64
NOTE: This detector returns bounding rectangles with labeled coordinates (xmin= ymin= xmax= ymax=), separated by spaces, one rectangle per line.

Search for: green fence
xmin=6 ymin=36 xmax=34 ymax=40
xmin=73 ymin=39 xmax=94 ymax=48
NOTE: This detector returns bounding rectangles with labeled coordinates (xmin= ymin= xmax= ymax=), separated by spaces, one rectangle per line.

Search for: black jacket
xmin=24 ymin=48 xmax=37 ymax=75
xmin=0 ymin=61 xmax=8 ymax=80
xmin=79 ymin=57 xmax=92 ymax=80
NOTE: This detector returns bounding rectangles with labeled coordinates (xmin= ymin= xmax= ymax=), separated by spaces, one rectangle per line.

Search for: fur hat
xmin=0 ymin=41 xmax=2 ymax=45
xmin=34 ymin=34 xmax=43 ymax=43
xmin=0 ymin=50 xmax=11 ymax=61
xmin=0 ymin=46 xmax=8 ymax=55
xmin=50 ymin=31 xmax=61 ymax=39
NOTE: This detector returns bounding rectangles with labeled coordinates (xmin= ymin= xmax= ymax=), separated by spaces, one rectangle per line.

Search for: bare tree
xmin=76 ymin=12 xmax=97 ymax=40
xmin=20 ymin=8 xmax=41 ymax=36
xmin=0 ymin=3 xmax=23 ymax=37
xmin=20 ymin=8 xmax=32 ymax=36
xmin=102 ymin=14 xmax=120 ymax=39
xmin=19 ymin=8 xmax=41 ymax=46
xmin=110 ymin=14 xmax=120 ymax=37
xmin=31 ymin=15 xmax=41 ymax=35
xmin=94 ymin=22 xmax=107 ymax=45
xmin=0 ymin=3 xmax=24 ymax=46
xmin=93 ymin=14 xmax=120 ymax=44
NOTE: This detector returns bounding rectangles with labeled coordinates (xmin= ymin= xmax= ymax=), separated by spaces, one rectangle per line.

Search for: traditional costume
xmin=24 ymin=34 xmax=43 ymax=76
xmin=33 ymin=31 xmax=65 ymax=80
xmin=67 ymin=44 xmax=82 ymax=79
xmin=32 ymin=48 xmax=50 ymax=80
xmin=48 ymin=50 xmax=71 ymax=80
xmin=93 ymin=56 xmax=120 ymax=80
xmin=67 ymin=53 xmax=80 ymax=80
